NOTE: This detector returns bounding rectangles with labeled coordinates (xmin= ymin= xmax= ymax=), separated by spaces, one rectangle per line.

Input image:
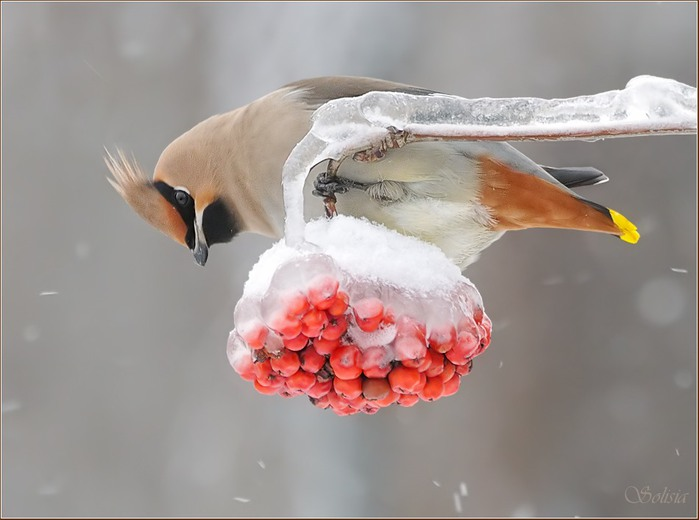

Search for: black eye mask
xmin=154 ymin=181 xmax=196 ymax=249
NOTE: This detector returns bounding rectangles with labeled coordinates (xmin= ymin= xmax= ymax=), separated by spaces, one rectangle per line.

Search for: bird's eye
xmin=174 ymin=190 xmax=190 ymax=206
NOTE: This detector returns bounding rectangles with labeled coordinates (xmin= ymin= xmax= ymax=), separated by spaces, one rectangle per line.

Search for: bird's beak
xmin=192 ymin=210 xmax=208 ymax=267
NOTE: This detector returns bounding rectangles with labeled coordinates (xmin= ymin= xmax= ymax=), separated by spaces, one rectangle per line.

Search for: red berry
xmin=231 ymin=352 xmax=255 ymax=381
xmin=361 ymin=346 xmax=393 ymax=378
xmin=397 ymin=393 xmax=420 ymax=407
xmin=446 ymin=331 xmax=479 ymax=365
xmin=394 ymin=335 xmax=428 ymax=366
xmin=321 ymin=315 xmax=348 ymax=341
xmin=362 ymin=377 xmax=391 ymax=401
xmin=307 ymin=275 xmax=340 ymax=310
xmin=428 ymin=323 xmax=457 ymax=353
xmin=438 ymin=359 xmax=457 ymax=382
xmin=240 ymin=322 xmax=268 ymax=350
xmin=327 ymin=291 xmax=350 ymax=317
xmin=418 ymin=376 xmax=444 ymax=402
xmin=267 ymin=312 xmax=303 ymax=339
xmin=329 ymin=345 xmax=363 ymax=380
xmin=307 ymin=378 xmax=333 ymax=399
xmin=395 ymin=315 xmax=426 ymax=343
xmin=353 ymin=298 xmax=384 ymax=332
xmin=388 ymin=365 xmax=426 ymax=394
xmin=310 ymin=394 xmax=331 ymax=409
xmin=299 ymin=346 xmax=326 ymax=373
xmin=283 ymin=292 xmax=310 ymax=317
xmin=333 ymin=377 xmax=362 ymax=401
xmin=283 ymin=333 xmax=309 ymax=352
xmin=425 ymin=349 xmax=446 ymax=378
xmin=375 ymin=389 xmax=399 ymax=408
xmin=253 ymin=360 xmax=282 ymax=387
xmin=285 ymin=369 xmax=316 ymax=392
xmin=269 ymin=350 xmax=300 ymax=377
xmin=254 ymin=379 xmax=283 ymax=395
xmin=442 ymin=374 xmax=461 ymax=396
xmin=455 ymin=360 xmax=473 ymax=376
xmin=301 ymin=309 xmax=328 ymax=338
xmin=313 ymin=337 xmax=340 ymax=355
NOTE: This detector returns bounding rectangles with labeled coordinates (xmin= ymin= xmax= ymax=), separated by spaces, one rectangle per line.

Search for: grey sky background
xmin=2 ymin=2 xmax=696 ymax=517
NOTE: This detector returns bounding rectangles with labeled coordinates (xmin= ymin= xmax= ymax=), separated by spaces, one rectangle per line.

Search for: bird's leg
xmin=352 ymin=126 xmax=410 ymax=163
xmin=313 ymin=159 xmax=368 ymax=218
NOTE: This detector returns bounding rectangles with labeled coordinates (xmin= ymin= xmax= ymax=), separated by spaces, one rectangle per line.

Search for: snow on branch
xmin=282 ymin=75 xmax=696 ymax=245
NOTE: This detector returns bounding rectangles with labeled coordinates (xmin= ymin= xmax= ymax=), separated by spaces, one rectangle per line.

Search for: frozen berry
xmin=335 ymin=377 xmax=363 ymax=400
xmin=388 ymin=365 xmax=426 ymax=394
xmin=353 ymin=298 xmax=384 ymax=332
xmin=321 ymin=315 xmax=348 ymax=341
xmin=307 ymin=378 xmax=333 ymax=399
xmin=299 ymin=346 xmax=326 ymax=373
xmin=301 ymin=309 xmax=328 ymax=338
xmin=394 ymin=335 xmax=428 ymax=366
xmin=285 ymin=369 xmax=316 ymax=392
xmin=283 ymin=333 xmax=309 ymax=352
xmin=330 ymin=345 xmax=363 ymax=380
xmin=428 ymin=323 xmax=457 ymax=353
xmin=446 ymin=331 xmax=479 ymax=365
xmin=327 ymin=291 xmax=350 ymax=317
xmin=308 ymin=275 xmax=340 ymax=310
xmin=267 ymin=312 xmax=303 ymax=339
xmin=269 ymin=350 xmax=300 ymax=377
xmin=397 ymin=393 xmax=420 ymax=407
xmin=240 ymin=322 xmax=268 ymax=350
xmin=443 ymin=374 xmax=461 ymax=396
xmin=362 ymin=377 xmax=391 ymax=401
xmin=231 ymin=352 xmax=255 ymax=382
xmin=418 ymin=377 xmax=445 ymax=402
xmin=254 ymin=379 xmax=283 ymax=395
xmin=283 ymin=292 xmax=310 ymax=317
xmin=361 ymin=346 xmax=393 ymax=378
xmin=313 ymin=337 xmax=340 ymax=355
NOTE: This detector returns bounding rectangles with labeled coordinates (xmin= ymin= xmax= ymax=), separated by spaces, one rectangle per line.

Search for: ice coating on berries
xmin=229 ymin=215 xmax=492 ymax=415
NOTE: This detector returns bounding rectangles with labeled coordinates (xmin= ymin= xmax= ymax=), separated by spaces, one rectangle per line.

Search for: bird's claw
xmin=352 ymin=125 xmax=409 ymax=163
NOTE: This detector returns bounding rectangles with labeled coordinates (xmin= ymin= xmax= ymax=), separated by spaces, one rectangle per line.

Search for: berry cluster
xmin=228 ymin=257 xmax=492 ymax=416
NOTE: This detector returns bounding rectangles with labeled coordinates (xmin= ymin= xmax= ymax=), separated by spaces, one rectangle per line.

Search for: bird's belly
xmin=303 ymin=185 xmax=502 ymax=270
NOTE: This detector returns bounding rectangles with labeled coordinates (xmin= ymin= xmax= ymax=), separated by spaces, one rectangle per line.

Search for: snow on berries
xmin=226 ymin=215 xmax=493 ymax=416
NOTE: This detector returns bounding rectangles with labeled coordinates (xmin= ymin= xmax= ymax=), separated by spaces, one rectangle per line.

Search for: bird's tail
xmin=578 ymin=199 xmax=640 ymax=244
xmin=478 ymin=156 xmax=640 ymax=243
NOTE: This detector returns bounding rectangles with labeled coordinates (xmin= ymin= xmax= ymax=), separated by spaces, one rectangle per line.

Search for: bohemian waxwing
xmin=106 ymin=76 xmax=639 ymax=269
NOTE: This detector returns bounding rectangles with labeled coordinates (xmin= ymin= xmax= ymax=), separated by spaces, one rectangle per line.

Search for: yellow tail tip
xmin=609 ymin=209 xmax=640 ymax=244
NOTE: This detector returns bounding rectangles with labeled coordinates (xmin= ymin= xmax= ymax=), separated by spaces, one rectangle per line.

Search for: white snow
xmin=453 ymin=491 xmax=463 ymax=514
xmin=243 ymin=215 xmax=466 ymax=300
xmin=233 ymin=497 xmax=250 ymax=503
xmin=39 ymin=291 xmax=58 ymax=296
xmin=459 ymin=481 xmax=468 ymax=496
xmin=670 ymin=267 xmax=688 ymax=274
xmin=281 ymin=75 xmax=696 ymax=244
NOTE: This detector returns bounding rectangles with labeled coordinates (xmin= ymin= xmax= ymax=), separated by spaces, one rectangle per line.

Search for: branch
xmin=282 ymin=75 xmax=697 ymax=245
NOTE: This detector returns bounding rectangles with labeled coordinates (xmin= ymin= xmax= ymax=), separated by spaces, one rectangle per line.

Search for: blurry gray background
xmin=2 ymin=2 xmax=696 ymax=517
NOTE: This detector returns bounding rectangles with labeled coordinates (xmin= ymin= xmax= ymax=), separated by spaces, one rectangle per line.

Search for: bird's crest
xmin=104 ymin=148 xmax=188 ymax=246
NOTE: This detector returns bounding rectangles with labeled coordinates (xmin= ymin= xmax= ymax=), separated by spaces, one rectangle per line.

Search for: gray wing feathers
xmin=285 ymin=76 xmax=441 ymax=110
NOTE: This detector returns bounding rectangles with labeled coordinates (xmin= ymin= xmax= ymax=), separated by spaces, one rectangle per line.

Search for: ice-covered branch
xmin=282 ymin=75 xmax=697 ymax=246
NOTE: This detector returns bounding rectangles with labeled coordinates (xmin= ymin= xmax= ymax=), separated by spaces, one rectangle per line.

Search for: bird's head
xmin=105 ymin=142 xmax=240 ymax=267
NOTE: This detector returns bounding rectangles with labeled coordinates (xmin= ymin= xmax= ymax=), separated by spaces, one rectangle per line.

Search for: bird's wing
xmin=286 ymin=77 xmax=601 ymax=194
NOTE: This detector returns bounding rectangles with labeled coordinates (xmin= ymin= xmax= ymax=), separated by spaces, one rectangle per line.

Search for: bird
xmin=106 ymin=76 xmax=639 ymax=270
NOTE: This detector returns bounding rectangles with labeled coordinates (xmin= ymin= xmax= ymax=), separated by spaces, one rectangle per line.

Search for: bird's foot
xmin=352 ymin=125 xmax=409 ymax=163
xmin=312 ymin=171 xmax=367 ymax=198
xmin=313 ymin=165 xmax=368 ymax=218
